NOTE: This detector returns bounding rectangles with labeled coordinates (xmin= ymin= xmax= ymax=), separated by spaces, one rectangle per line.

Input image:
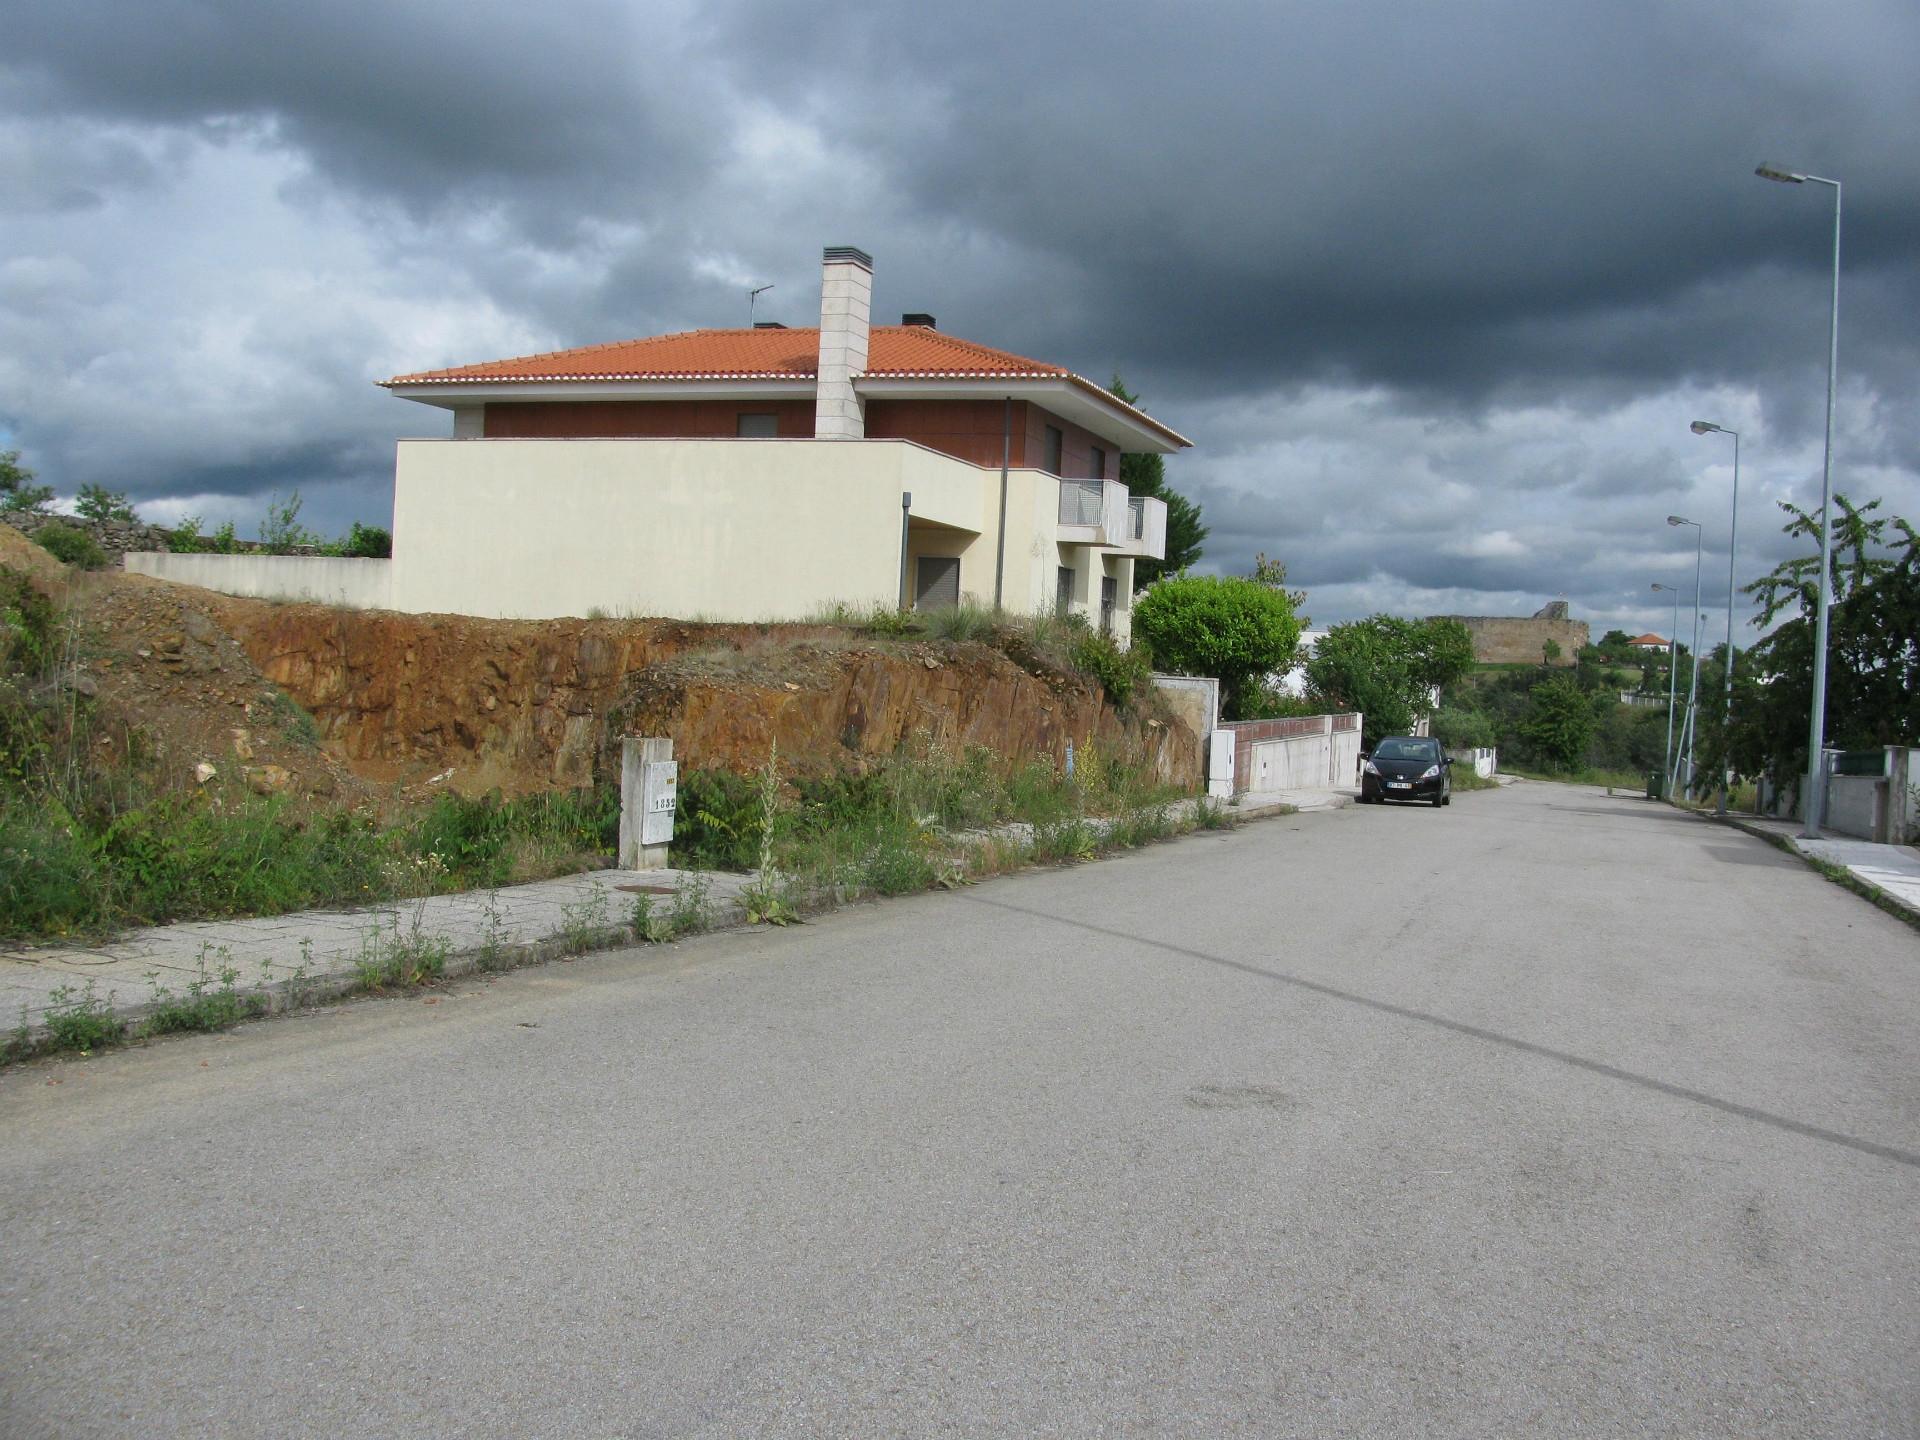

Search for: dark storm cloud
xmin=685 ymin=0 xmax=1920 ymax=412
xmin=0 ymin=0 xmax=1915 ymax=634
xmin=0 ymin=0 xmax=718 ymax=227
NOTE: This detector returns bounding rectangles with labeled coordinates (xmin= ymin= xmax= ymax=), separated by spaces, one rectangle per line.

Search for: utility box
xmin=619 ymin=737 xmax=675 ymax=869
xmin=1207 ymin=729 xmax=1235 ymax=799
xmin=1647 ymin=769 xmax=1664 ymax=800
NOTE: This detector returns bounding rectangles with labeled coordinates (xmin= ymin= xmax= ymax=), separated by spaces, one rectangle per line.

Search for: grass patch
xmin=1448 ymin=765 xmax=1500 ymax=792
xmin=679 ymin=733 xmax=1196 ymax=913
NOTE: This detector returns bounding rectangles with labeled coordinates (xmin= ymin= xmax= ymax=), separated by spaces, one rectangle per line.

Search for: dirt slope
xmin=4 ymin=535 xmax=1198 ymax=801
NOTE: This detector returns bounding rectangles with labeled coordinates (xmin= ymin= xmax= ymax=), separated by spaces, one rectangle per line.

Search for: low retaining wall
xmin=1218 ymin=712 xmax=1361 ymax=795
xmin=125 ymin=552 xmax=394 ymax=610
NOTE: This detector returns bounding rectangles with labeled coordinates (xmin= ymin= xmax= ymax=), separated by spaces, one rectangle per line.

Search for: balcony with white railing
xmin=1054 ymin=478 xmax=1167 ymax=558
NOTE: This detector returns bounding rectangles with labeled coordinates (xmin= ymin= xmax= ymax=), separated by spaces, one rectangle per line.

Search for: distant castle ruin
xmin=1436 ymin=601 xmax=1587 ymax=667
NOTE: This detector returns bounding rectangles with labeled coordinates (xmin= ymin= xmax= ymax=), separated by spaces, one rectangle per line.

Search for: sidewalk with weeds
xmin=3 ymin=759 xmax=1328 ymax=1062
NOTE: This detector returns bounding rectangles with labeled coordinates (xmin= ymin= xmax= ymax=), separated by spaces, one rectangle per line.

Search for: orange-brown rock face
xmin=215 ymin=604 xmax=1199 ymax=794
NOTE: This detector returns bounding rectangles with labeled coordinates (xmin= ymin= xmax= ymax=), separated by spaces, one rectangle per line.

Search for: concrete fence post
xmin=619 ymin=737 xmax=676 ymax=870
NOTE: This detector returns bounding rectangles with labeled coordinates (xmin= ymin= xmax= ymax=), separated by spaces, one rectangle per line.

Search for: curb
xmin=1695 ymin=808 xmax=1920 ymax=930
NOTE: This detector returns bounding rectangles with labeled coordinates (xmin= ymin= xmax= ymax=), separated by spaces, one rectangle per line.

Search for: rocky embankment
xmin=3 ymin=523 xmax=1197 ymax=797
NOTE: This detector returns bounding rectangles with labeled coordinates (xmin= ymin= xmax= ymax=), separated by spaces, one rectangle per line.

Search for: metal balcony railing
xmin=1059 ymin=480 xmax=1106 ymax=528
xmin=1127 ymin=496 xmax=1145 ymax=540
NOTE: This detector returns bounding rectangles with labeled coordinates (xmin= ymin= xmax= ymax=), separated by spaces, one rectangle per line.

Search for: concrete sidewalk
xmin=1705 ymin=810 xmax=1920 ymax=921
xmin=1 ymin=788 xmax=1328 ymax=1042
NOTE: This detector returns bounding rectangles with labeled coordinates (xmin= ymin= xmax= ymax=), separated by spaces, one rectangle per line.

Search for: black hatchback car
xmin=1359 ymin=735 xmax=1452 ymax=806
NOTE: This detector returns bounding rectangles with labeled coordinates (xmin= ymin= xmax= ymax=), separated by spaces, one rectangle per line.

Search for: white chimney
xmin=814 ymin=246 xmax=872 ymax=439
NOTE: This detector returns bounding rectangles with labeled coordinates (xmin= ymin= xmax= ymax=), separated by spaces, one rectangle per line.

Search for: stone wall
xmin=2 ymin=511 xmax=337 ymax=564
xmin=1439 ymin=601 xmax=1588 ymax=667
xmin=1 ymin=510 xmax=173 ymax=561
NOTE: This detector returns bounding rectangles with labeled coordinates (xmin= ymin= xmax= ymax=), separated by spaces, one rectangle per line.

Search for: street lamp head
xmin=1652 ymin=582 xmax=1674 ymax=592
xmin=1690 ymin=420 xmax=1721 ymax=435
xmin=1667 ymin=515 xmax=1694 ymax=527
xmin=1755 ymin=162 xmax=1806 ymax=184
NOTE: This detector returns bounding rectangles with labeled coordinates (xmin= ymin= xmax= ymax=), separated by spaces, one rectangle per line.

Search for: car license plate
xmin=1388 ymin=781 xmax=1411 ymax=789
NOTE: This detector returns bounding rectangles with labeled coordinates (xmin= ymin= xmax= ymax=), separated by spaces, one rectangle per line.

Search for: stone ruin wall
xmin=1442 ymin=602 xmax=1588 ymax=667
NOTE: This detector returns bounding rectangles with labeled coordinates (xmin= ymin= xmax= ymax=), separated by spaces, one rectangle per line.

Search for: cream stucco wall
xmin=390 ymin=438 xmax=932 ymax=620
xmin=122 ymin=438 xmax=1154 ymax=640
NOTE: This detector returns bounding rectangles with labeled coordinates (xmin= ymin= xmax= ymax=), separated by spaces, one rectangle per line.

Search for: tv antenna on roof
xmin=748 ymin=284 xmax=774 ymax=326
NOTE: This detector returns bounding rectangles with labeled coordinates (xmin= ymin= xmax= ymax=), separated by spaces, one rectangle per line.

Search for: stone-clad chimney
xmin=814 ymin=246 xmax=872 ymax=439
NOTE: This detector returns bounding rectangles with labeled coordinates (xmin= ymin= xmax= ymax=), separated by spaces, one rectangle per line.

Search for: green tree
xmin=0 ymin=451 xmax=53 ymax=514
xmin=1305 ymin=616 xmax=1475 ymax=745
xmin=1109 ymin=377 xmax=1207 ymax=588
xmin=75 ymin=485 xmax=136 ymax=523
xmin=1131 ymin=573 xmax=1302 ymax=720
xmin=1725 ymin=495 xmax=1919 ymax=783
xmin=1519 ymin=674 xmax=1597 ymax=771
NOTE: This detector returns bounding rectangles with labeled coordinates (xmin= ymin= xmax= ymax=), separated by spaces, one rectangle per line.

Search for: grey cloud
xmin=0 ymin=0 xmax=1915 ymax=640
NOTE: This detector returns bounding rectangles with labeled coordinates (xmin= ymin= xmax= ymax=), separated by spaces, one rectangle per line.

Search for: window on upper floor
xmin=1089 ymin=445 xmax=1106 ymax=479
xmin=1043 ymin=425 xmax=1064 ymax=476
xmin=736 ymin=413 xmax=779 ymax=437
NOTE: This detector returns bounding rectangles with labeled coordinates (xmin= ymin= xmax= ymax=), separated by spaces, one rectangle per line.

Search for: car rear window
xmin=1374 ymin=739 xmax=1438 ymax=760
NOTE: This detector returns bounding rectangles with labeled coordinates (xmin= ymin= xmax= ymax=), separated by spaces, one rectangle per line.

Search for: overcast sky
xmin=3 ymin=0 xmax=1916 ymax=636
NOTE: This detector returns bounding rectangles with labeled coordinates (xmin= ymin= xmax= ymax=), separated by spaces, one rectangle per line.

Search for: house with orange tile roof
xmin=132 ymin=247 xmax=1186 ymax=641
xmin=1625 ymin=632 xmax=1670 ymax=652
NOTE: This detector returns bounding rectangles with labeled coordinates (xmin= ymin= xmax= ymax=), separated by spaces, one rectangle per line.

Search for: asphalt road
xmin=3 ymin=782 xmax=1917 ymax=1438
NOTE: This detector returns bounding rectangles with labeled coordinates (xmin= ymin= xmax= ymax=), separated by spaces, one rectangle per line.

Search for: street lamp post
xmin=1652 ymin=582 xmax=1682 ymax=793
xmin=1757 ymin=161 xmax=1841 ymax=837
xmin=1668 ymin=516 xmax=1704 ymax=793
xmin=1691 ymin=421 xmax=1741 ymax=814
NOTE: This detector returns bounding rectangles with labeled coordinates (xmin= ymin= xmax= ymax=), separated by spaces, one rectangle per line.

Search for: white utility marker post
xmin=619 ymin=736 xmax=677 ymax=870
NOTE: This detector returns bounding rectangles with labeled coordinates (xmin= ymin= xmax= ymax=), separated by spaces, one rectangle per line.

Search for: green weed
xmin=353 ymin=910 xmax=451 ymax=990
xmin=558 ymin=882 xmax=612 ymax=954
xmin=142 ymin=944 xmax=264 ymax=1035
xmin=40 ymin=980 xmax=124 ymax=1054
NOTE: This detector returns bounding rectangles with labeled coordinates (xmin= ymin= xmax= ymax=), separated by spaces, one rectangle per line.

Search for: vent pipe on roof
xmin=815 ymin=246 xmax=872 ymax=440
xmin=901 ymin=312 xmax=936 ymax=328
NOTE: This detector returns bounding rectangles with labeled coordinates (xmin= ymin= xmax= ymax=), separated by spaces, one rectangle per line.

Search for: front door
xmin=915 ymin=556 xmax=960 ymax=611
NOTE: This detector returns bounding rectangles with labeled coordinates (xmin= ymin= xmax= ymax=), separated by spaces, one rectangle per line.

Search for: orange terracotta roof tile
xmin=384 ymin=326 xmax=1073 ymax=384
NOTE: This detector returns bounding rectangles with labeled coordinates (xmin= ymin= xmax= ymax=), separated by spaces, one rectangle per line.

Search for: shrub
xmin=0 ymin=568 xmax=57 ymax=676
xmin=921 ymin=601 xmax=997 ymax=644
xmin=1132 ymin=575 xmax=1302 ymax=720
xmin=260 ymin=491 xmax=320 ymax=554
xmin=673 ymin=768 xmax=764 ymax=871
xmin=168 ymin=517 xmax=240 ymax=554
xmin=33 ymin=523 xmax=109 ymax=570
xmin=1068 ymin=627 xmax=1152 ymax=706
xmin=340 ymin=522 xmax=392 ymax=559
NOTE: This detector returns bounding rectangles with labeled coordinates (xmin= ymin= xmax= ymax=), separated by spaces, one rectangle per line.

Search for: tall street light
xmin=1652 ymin=582 xmax=1683 ymax=792
xmin=1667 ymin=516 xmax=1705 ymax=792
xmin=1691 ymin=420 xmax=1741 ymax=814
xmin=1757 ymin=161 xmax=1841 ymax=837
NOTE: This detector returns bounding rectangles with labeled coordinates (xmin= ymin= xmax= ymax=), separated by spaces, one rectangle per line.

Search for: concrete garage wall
xmin=1219 ymin=713 xmax=1362 ymax=795
xmin=1825 ymin=775 xmax=1886 ymax=842
xmin=125 ymin=553 xmax=394 ymax=609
